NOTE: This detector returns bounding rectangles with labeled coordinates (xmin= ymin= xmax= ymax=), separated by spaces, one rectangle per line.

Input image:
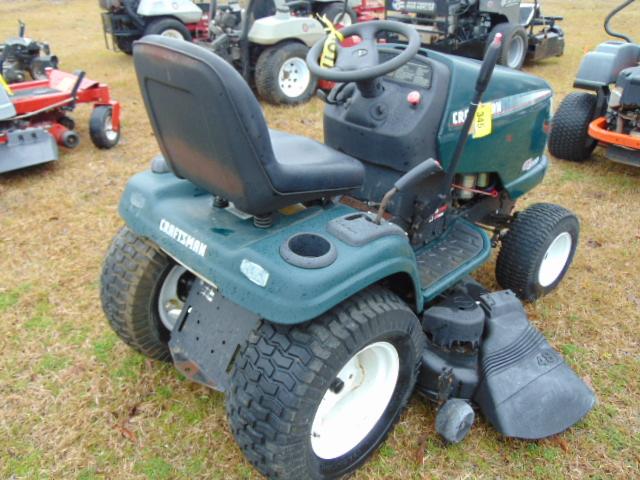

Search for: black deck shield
xmin=474 ymin=291 xmax=596 ymax=439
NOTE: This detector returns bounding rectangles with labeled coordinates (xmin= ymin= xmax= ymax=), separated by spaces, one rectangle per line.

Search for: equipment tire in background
xmin=548 ymin=92 xmax=598 ymax=161
xmin=90 ymin=106 xmax=120 ymax=149
xmin=487 ymin=22 xmax=528 ymax=69
xmin=144 ymin=18 xmax=192 ymax=41
xmin=496 ymin=203 xmax=579 ymax=301
xmin=226 ymin=286 xmax=425 ymax=479
xmin=320 ymin=2 xmax=357 ymax=26
xmin=115 ymin=36 xmax=135 ymax=54
xmin=255 ymin=41 xmax=317 ymax=105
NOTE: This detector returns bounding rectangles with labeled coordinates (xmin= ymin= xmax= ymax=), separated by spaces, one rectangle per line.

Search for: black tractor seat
xmin=133 ymin=36 xmax=364 ymax=216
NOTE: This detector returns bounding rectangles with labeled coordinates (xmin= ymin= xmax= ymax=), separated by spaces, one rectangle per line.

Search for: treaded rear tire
xmin=254 ymin=42 xmax=317 ymax=105
xmin=100 ymin=226 xmax=174 ymax=361
xmin=226 ymin=285 xmax=425 ymax=479
xmin=496 ymin=203 xmax=579 ymax=301
xmin=548 ymin=92 xmax=598 ymax=162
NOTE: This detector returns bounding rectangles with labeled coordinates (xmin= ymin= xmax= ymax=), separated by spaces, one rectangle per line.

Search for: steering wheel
xmin=306 ymin=20 xmax=421 ymax=82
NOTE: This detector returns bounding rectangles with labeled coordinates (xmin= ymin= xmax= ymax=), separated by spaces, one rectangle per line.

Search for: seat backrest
xmin=133 ymin=36 xmax=278 ymax=214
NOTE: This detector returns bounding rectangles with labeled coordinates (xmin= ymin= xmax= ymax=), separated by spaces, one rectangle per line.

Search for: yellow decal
xmin=317 ymin=14 xmax=344 ymax=69
xmin=0 ymin=74 xmax=13 ymax=96
xmin=472 ymin=103 xmax=493 ymax=139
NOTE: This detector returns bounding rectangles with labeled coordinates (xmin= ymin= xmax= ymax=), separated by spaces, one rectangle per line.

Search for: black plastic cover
xmin=474 ymin=290 xmax=596 ymax=439
xmin=422 ymin=294 xmax=484 ymax=348
xmin=617 ymin=66 xmax=640 ymax=108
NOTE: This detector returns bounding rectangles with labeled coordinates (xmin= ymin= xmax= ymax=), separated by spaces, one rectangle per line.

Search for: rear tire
xmin=90 ymin=106 xmax=120 ymax=149
xmin=548 ymin=92 xmax=598 ymax=162
xmin=144 ymin=18 xmax=192 ymax=41
xmin=496 ymin=203 xmax=579 ymax=301
xmin=100 ymin=226 xmax=194 ymax=361
xmin=487 ymin=22 xmax=528 ymax=69
xmin=255 ymin=42 xmax=317 ymax=105
xmin=226 ymin=286 xmax=425 ymax=479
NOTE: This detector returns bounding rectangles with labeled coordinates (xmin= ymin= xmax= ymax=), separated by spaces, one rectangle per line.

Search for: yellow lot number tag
xmin=317 ymin=14 xmax=344 ymax=69
xmin=472 ymin=103 xmax=493 ymax=139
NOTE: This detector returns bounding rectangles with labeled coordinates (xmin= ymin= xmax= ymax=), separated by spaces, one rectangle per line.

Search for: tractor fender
xmin=574 ymin=41 xmax=640 ymax=90
xmin=248 ymin=13 xmax=324 ymax=47
xmin=136 ymin=0 xmax=203 ymax=24
xmin=119 ymin=170 xmax=424 ymax=325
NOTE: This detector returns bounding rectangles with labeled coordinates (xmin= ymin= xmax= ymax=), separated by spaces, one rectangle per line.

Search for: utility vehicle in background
xmin=101 ymin=21 xmax=594 ymax=479
xmin=549 ymin=0 xmax=639 ymax=167
xmin=0 ymin=20 xmax=59 ymax=83
xmin=386 ymin=0 xmax=564 ymax=69
xmin=99 ymin=0 xmax=359 ymax=104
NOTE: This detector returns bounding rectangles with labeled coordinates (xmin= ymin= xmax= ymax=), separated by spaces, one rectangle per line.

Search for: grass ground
xmin=0 ymin=0 xmax=638 ymax=478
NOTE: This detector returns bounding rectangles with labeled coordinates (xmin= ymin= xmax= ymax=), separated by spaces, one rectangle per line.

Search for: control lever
xmin=375 ymin=158 xmax=442 ymax=224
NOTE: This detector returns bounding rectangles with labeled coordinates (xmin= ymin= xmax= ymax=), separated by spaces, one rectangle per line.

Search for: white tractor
xmin=100 ymin=0 xmax=361 ymax=104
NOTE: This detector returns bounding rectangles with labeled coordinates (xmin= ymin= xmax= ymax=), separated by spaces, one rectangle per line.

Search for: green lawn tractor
xmin=549 ymin=0 xmax=640 ymax=167
xmin=101 ymin=22 xmax=594 ymax=479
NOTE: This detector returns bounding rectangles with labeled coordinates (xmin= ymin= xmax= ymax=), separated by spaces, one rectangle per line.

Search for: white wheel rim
xmin=157 ymin=265 xmax=189 ymax=331
xmin=507 ymin=35 xmax=525 ymax=68
xmin=278 ymin=57 xmax=311 ymax=99
xmin=104 ymin=114 xmax=118 ymax=142
xmin=311 ymin=341 xmax=400 ymax=460
xmin=538 ymin=232 xmax=572 ymax=287
xmin=161 ymin=29 xmax=185 ymax=40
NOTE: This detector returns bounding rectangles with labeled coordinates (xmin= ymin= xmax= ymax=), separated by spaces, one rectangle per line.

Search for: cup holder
xmin=280 ymin=233 xmax=337 ymax=269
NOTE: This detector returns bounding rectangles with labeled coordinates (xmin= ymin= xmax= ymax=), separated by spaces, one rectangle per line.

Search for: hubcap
xmin=104 ymin=113 xmax=118 ymax=142
xmin=538 ymin=232 xmax=572 ymax=287
xmin=160 ymin=29 xmax=185 ymax=40
xmin=278 ymin=57 xmax=311 ymax=99
xmin=311 ymin=341 xmax=400 ymax=460
xmin=157 ymin=265 xmax=192 ymax=331
xmin=507 ymin=35 xmax=525 ymax=68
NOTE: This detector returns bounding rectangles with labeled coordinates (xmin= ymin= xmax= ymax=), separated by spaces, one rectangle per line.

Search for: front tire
xmin=144 ymin=18 xmax=192 ymax=41
xmin=90 ymin=106 xmax=120 ymax=149
xmin=496 ymin=203 xmax=579 ymax=301
xmin=255 ymin=42 xmax=317 ymax=105
xmin=115 ymin=36 xmax=135 ymax=55
xmin=100 ymin=227 xmax=194 ymax=361
xmin=548 ymin=92 xmax=598 ymax=162
xmin=226 ymin=286 xmax=425 ymax=479
xmin=487 ymin=22 xmax=528 ymax=69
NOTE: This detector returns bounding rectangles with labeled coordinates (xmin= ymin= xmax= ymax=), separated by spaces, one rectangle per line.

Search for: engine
xmin=1 ymin=37 xmax=56 ymax=83
xmin=386 ymin=0 xmax=488 ymax=43
xmin=607 ymin=66 xmax=640 ymax=138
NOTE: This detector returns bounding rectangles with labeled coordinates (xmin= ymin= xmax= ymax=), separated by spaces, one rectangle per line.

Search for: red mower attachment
xmin=0 ymin=68 xmax=121 ymax=174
